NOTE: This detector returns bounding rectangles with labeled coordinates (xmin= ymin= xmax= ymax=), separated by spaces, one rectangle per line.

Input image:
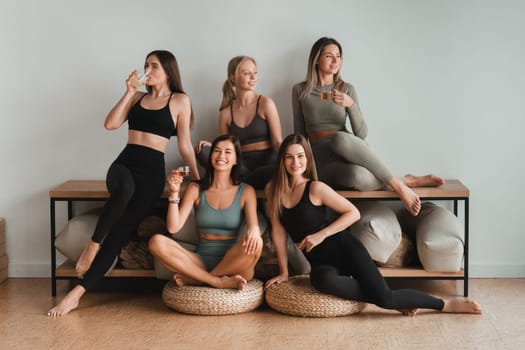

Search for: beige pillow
xmin=55 ymin=213 xmax=99 ymax=262
xmin=398 ymin=202 xmax=464 ymax=272
xmin=55 ymin=212 xmax=117 ymax=270
xmin=348 ymin=202 xmax=402 ymax=263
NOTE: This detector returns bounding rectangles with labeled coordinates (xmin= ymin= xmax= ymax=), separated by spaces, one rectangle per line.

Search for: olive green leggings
xmin=312 ymin=131 xmax=393 ymax=191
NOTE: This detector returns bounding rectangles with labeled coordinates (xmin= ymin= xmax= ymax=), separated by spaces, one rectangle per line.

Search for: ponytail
xmin=220 ymin=79 xmax=236 ymax=111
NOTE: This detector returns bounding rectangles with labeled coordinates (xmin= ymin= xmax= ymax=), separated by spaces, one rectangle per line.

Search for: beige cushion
xmin=398 ymin=202 xmax=464 ymax=272
xmin=55 ymin=211 xmax=117 ymax=270
xmin=55 ymin=213 xmax=99 ymax=262
xmin=348 ymin=202 xmax=402 ymax=263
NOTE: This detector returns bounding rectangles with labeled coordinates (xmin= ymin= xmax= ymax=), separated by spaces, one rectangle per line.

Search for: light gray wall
xmin=1 ymin=0 xmax=524 ymax=277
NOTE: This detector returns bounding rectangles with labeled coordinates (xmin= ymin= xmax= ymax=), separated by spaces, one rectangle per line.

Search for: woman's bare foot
xmin=404 ymin=174 xmax=445 ymax=188
xmin=47 ymin=285 xmax=86 ymax=317
xmin=173 ymin=273 xmax=202 ymax=287
xmin=442 ymin=299 xmax=482 ymax=314
xmin=388 ymin=178 xmax=421 ymax=216
xmin=75 ymin=241 xmax=100 ymax=278
xmin=215 ymin=275 xmax=247 ymax=290
xmin=398 ymin=308 xmax=419 ymax=317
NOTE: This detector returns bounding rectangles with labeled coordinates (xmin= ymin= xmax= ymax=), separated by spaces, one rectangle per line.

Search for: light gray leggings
xmin=312 ymin=131 xmax=393 ymax=191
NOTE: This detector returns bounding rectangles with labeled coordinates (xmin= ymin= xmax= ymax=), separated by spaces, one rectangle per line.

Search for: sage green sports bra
xmin=195 ymin=183 xmax=245 ymax=236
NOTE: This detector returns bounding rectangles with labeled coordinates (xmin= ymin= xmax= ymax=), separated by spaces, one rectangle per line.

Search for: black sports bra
xmin=228 ymin=95 xmax=271 ymax=146
xmin=128 ymin=93 xmax=176 ymax=139
xmin=280 ymin=181 xmax=328 ymax=243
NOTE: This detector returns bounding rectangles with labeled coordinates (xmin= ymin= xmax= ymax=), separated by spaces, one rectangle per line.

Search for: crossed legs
xmin=149 ymin=234 xmax=262 ymax=290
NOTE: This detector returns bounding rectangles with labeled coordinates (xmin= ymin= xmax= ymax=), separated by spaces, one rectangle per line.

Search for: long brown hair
xmin=267 ymin=134 xmax=318 ymax=221
xmin=220 ymin=56 xmax=257 ymax=111
xmin=145 ymin=50 xmax=194 ymax=128
xmin=300 ymin=37 xmax=345 ymax=99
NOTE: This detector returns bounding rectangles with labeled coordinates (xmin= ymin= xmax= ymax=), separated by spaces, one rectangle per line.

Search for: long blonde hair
xmin=300 ymin=37 xmax=345 ymax=99
xmin=220 ymin=56 xmax=257 ymax=111
xmin=267 ymin=134 xmax=318 ymax=221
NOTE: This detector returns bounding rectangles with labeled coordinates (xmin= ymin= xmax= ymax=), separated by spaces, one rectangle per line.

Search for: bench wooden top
xmin=55 ymin=260 xmax=463 ymax=278
xmin=49 ymin=179 xmax=469 ymax=199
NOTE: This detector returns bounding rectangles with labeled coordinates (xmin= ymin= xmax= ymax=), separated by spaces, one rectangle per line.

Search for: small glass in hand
xmin=175 ymin=166 xmax=191 ymax=177
xmin=130 ymin=72 xmax=149 ymax=88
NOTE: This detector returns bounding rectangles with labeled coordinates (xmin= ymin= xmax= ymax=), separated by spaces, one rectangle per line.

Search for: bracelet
xmin=168 ymin=197 xmax=181 ymax=204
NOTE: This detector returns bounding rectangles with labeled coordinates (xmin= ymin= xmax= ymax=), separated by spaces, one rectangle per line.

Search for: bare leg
xmin=404 ymin=174 xmax=445 ymax=188
xmin=149 ymin=235 xmax=246 ymax=290
xmin=211 ymin=237 xmax=263 ymax=282
xmin=387 ymin=177 xmax=421 ymax=216
xmin=442 ymin=299 xmax=482 ymax=314
xmin=75 ymin=241 xmax=100 ymax=278
xmin=47 ymin=285 xmax=86 ymax=317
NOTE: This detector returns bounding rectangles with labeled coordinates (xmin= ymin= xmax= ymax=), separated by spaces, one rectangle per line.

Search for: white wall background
xmin=1 ymin=0 xmax=524 ymax=278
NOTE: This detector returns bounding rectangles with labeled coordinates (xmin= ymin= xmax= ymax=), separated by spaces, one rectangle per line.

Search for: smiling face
xmin=283 ymin=143 xmax=307 ymax=177
xmin=316 ymin=44 xmax=341 ymax=76
xmin=232 ymin=59 xmax=258 ymax=91
xmin=211 ymin=139 xmax=238 ymax=171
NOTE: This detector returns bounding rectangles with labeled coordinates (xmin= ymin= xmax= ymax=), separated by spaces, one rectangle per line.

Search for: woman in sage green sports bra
xmin=149 ymin=135 xmax=263 ymax=290
xmin=293 ymin=37 xmax=445 ymax=216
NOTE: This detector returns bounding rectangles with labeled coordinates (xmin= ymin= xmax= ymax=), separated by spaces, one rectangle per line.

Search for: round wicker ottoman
xmin=265 ymin=275 xmax=366 ymax=317
xmin=162 ymin=279 xmax=264 ymax=316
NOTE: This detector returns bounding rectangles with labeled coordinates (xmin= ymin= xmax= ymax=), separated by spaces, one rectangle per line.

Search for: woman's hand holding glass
xmin=167 ymin=169 xmax=184 ymax=194
xmin=332 ymin=89 xmax=354 ymax=108
xmin=126 ymin=69 xmax=149 ymax=92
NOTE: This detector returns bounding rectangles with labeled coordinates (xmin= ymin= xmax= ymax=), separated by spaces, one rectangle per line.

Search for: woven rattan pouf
xmin=162 ymin=279 xmax=264 ymax=316
xmin=265 ymin=275 xmax=366 ymax=317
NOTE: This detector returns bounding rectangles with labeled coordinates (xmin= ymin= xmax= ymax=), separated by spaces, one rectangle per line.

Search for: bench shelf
xmin=50 ymin=179 xmax=469 ymax=296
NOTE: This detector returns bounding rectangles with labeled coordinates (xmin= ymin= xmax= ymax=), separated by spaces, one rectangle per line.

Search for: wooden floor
xmin=1 ymin=278 xmax=524 ymax=350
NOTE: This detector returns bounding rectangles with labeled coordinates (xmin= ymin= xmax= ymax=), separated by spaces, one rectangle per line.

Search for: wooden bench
xmin=49 ymin=179 xmax=469 ymax=296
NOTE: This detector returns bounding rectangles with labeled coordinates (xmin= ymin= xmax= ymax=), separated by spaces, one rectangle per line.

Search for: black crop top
xmin=127 ymin=93 xmax=176 ymax=139
xmin=229 ymin=95 xmax=271 ymax=146
xmin=280 ymin=181 xmax=328 ymax=243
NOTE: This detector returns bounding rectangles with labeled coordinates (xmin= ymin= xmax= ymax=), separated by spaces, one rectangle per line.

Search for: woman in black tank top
xmin=265 ymin=134 xmax=482 ymax=316
xmin=48 ymin=50 xmax=198 ymax=317
xmin=195 ymin=56 xmax=283 ymax=189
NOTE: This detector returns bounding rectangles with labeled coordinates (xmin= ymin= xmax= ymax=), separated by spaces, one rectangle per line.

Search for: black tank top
xmin=128 ymin=93 xmax=176 ymax=139
xmin=229 ymin=95 xmax=271 ymax=146
xmin=280 ymin=181 xmax=328 ymax=243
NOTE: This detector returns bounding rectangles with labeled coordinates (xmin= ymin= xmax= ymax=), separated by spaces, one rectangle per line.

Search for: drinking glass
xmin=320 ymin=91 xmax=331 ymax=100
xmin=130 ymin=72 xmax=149 ymax=88
xmin=175 ymin=166 xmax=191 ymax=177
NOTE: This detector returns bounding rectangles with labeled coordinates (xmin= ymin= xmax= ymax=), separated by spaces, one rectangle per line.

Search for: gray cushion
xmin=398 ymin=202 xmax=464 ymax=272
xmin=348 ymin=202 xmax=402 ymax=263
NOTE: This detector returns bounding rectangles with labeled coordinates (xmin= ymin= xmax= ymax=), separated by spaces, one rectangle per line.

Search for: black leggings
xmin=79 ymin=144 xmax=166 ymax=290
xmin=307 ymin=232 xmax=444 ymax=311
